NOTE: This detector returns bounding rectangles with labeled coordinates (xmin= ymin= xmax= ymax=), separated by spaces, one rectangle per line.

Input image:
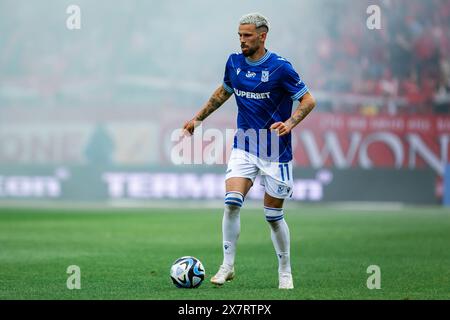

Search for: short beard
xmin=242 ymin=46 xmax=257 ymax=57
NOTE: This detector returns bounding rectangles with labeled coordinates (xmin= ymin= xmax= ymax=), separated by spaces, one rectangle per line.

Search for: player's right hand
xmin=183 ymin=119 xmax=199 ymax=136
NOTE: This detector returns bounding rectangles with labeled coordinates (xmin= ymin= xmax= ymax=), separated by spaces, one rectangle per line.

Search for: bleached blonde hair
xmin=239 ymin=13 xmax=269 ymax=32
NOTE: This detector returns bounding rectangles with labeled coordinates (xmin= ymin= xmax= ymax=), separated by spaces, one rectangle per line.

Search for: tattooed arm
xmin=183 ymin=85 xmax=232 ymax=135
xmin=270 ymin=92 xmax=316 ymax=136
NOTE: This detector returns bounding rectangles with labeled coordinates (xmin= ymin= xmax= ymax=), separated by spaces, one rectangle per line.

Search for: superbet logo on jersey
xmin=233 ymin=89 xmax=271 ymax=100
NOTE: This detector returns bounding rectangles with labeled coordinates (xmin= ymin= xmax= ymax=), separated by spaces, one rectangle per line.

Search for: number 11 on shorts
xmin=279 ymin=163 xmax=290 ymax=181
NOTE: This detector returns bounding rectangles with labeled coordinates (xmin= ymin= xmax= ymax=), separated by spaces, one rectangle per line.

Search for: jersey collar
xmin=245 ymin=50 xmax=272 ymax=66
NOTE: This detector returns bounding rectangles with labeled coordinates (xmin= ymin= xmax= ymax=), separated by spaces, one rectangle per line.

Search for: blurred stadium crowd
xmin=308 ymin=0 xmax=450 ymax=115
xmin=0 ymin=0 xmax=449 ymax=115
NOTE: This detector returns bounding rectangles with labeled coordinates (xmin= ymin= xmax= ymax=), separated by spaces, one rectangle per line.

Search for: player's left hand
xmin=270 ymin=122 xmax=292 ymax=136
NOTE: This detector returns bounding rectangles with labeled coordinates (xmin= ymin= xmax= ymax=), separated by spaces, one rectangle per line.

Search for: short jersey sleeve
xmin=281 ymin=62 xmax=309 ymax=101
xmin=222 ymin=55 xmax=234 ymax=94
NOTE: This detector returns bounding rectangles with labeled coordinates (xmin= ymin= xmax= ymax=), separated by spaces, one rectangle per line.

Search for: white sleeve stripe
xmin=291 ymin=86 xmax=308 ymax=100
xmin=223 ymin=82 xmax=234 ymax=93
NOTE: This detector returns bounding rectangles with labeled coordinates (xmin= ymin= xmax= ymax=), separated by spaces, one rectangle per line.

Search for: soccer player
xmin=183 ymin=13 xmax=316 ymax=289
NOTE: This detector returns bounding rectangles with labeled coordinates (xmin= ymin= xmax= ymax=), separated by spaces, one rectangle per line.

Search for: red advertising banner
xmin=293 ymin=112 xmax=450 ymax=175
xmin=2 ymin=106 xmax=450 ymax=177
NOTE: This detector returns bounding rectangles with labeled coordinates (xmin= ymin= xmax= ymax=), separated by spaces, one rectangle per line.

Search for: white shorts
xmin=225 ymin=148 xmax=294 ymax=199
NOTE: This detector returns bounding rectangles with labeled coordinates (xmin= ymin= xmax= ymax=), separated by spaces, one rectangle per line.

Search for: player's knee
xmin=264 ymin=193 xmax=285 ymax=209
xmin=264 ymin=206 xmax=284 ymax=224
xmin=224 ymin=191 xmax=244 ymax=211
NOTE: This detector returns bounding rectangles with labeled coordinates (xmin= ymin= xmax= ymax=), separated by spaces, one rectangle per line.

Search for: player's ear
xmin=259 ymin=30 xmax=267 ymax=42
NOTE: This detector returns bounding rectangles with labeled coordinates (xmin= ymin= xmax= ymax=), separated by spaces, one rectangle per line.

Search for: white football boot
xmin=210 ymin=265 xmax=235 ymax=285
xmin=278 ymin=272 xmax=294 ymax=289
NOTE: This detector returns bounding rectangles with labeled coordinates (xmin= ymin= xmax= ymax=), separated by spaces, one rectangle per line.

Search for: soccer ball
xmin=170 ymin=256 xmax=205 ymax=288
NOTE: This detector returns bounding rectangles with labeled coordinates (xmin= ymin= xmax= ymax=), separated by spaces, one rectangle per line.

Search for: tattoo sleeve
xmin=195 ymin=86 xmax=232 ymax=121
xmin=286 ymin=94 xmax=316 ymax=129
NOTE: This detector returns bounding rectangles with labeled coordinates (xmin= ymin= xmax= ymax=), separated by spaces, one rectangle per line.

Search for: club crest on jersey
xmin=261 ymin=70 xmax=269 ymax=82
xmin=236 ymin=68 xmax=241 ymax=75
xmin=246 ymin=71 xmax=256 ymax=78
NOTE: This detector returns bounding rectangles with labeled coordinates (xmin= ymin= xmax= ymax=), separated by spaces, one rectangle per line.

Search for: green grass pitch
xmin=0 ymin=204 xmax=449 ymax=300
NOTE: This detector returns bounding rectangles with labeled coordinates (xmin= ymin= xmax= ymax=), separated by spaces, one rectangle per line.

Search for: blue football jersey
xmin=223 ymin=50 xmax=309 ymax=162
